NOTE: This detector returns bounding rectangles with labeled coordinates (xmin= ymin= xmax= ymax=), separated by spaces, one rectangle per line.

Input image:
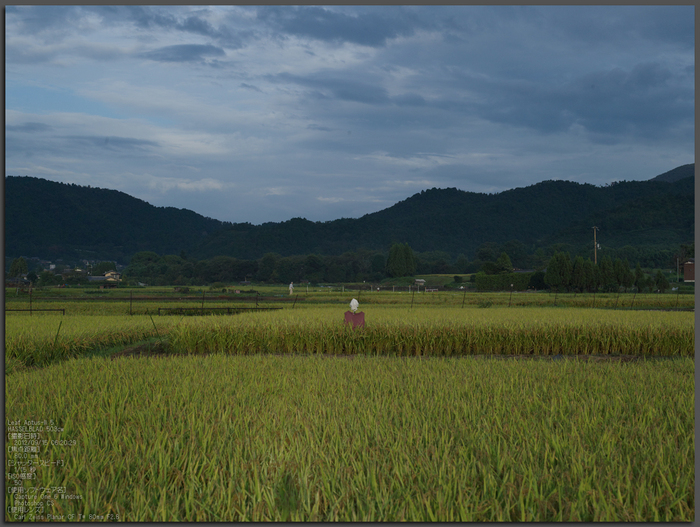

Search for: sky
xmin=5 ymin=5 xmax=695 ymax=225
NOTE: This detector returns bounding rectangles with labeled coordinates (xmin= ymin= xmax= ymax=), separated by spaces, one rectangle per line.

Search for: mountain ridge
xmin=5 ymin=165 xmax=694 ymax=263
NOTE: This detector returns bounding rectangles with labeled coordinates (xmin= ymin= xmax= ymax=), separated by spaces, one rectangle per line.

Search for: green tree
xmin=386 ymin=243 xmax=415 ymax=277
xmin=545 ymin=252 xmax=572 ymax=292
xmin=581 ymin=258 xmax=596 ymax=292
xmin=93 ymin=261 xmax=117 ymax=275
xmin=654 ymin=270 xmax=669 ymax=293
xmin=402 ymin=244 xmax=416 ymax=276
xmin=495 ymin=252 xmax=513 ymax=274
xmin=371 ymin=254 xmax=385 ymax=273
xmin=598 ymin=256 xmax=616 ymax=292
xmin=256 ymin=253 xmax=280 ymax=282
xmin=455 ymin=254 xmax=470 ymax=274
xmin=475 ymin=242 xmax=499 ymax=263
xmin=8 ymin=257 xmax=28 ymax=278
xmin=634 ymin=262 xmax=644 ymax=291
xmin=612 ymin=258 xmax=634 ymax=291
xmin=621 ymin=259 xmax=634 ymax=291
xmin=571 ymin=256 xmax=586 ymax=292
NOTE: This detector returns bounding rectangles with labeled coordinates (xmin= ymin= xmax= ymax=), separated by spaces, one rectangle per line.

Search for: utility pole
xmin=592 ymin=226 xmax=599 ymax=264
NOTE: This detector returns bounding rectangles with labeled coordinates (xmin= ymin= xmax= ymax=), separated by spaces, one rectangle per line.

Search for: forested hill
xmin=5 ymin=176 xmax=229 ymax=262
xmin=5 ymin=165 xmax=694 ymax=263
xmin=194 ymin=172 xmax=694 ymax=260
xmin=649 ymin=163 xmax=694 ymax=183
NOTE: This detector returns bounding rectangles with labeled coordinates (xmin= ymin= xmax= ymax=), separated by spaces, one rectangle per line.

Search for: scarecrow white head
xmin=350 ymin=298 xmax=359 ymax=313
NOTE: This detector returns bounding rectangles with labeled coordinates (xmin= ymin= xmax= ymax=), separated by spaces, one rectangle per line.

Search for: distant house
xmin=683 ymin=259 xmax=694 ymax=283
xmin=104 ymin=271 xmax=121 ymax=282
xmin=88 ymin=271 xmax=121 ymax=282
xmin=5 ymin=276 xmax=30 ymax=288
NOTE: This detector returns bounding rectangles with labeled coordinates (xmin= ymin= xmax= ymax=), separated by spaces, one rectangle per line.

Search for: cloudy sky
xmin=5 ymin=5 xmax=694 ymax=224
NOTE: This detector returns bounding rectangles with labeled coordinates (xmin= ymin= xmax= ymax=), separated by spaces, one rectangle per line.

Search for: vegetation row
xmin=5 ymin=354 xmax=693 ymax=521
xmin=6 ymin=307 xmax=693 ymax=374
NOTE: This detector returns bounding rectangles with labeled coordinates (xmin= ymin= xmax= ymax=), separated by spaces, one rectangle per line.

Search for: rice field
xmin=167 ymin=306 xmax=694 ymax=358
xmin=5 ymin=354 xmax=694 ymax=521
xmin=5 ymin=307 xmax=694 ymax=374
xmin=4 ymin=286 xmax=696 ymax=316
xmin=5 ymin=301 xmax=695 ymax=521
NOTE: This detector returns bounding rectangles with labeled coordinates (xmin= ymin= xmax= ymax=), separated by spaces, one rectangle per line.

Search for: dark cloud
xmin=140 ymin=44 xmax=225 ymax=63
xmin=65 ymin=136 xmax=159 ymax=151
xmin=438 ymin=62 xmax=694 ymax=142
xmin=256 ymin=6 xmax=428 ymax=47
xmin=270 ymin=72 xmax=391 ymax=105
xmin=240 ymin=83 xmax=262 ymax=92
xmin=544 ymin=6 xmax=694 ymax=50
xmin=391 ymin=93 xmax=427 ymax=107
xmin=5 ymin=5 xmax=83 ymax=36
xmin=6 ymin=122 xmax=53 ymax=133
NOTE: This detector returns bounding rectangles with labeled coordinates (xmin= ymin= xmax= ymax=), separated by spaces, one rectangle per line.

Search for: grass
xmin=5 ymin=285 xmax=696 ymax=314
xmin=5 ymin=295 xmax=694 ymax=521
xmin=5 ymin=354 xmax=694 ymax=521
xmin=167 ymin=306 xmax=694 ymax=358
xmin=5 ymin=307 xmax=694 ymax=375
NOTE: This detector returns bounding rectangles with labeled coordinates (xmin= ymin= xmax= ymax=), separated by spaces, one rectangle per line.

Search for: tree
xmin=401 ymin=244 xmax=417 ymax=276
xmin=386 ymin=243 xmax=415 ymax=277
xmin=582 ymin=258 xmax=596 ymax=292
xmin=544 ymin=252 xmax=572 ymax=292
xmin=93 ymin=261 xmax=117 ymax=275
xmin=621 ymin=259 xmax=634 ymax=291
xmin=256 ymin=253 xmax=280 ymax=282
xmin=501 ymin=240 xmax=528 ymax=268
xmin=371 ymin=254 xmax=386 ymax=274
xmin=598 ymin=256 xmax=616 ymax=292
xmin=8 ymin=257 xmax=28 ymax=278
xmin=495 ymin=252 xmax=513 ymax=274
xmin=475 ymin=242 xmax=499 ymax=262
xmin=571 ymin=256 xmax=586 ymax=292
xmin=455 ymin=254 xmax=470 ymax=274
xmin=655 ymin=270 xmax=669 ymax=293
xmin=528 ymin=270 xmax=546 ymax=290
xmin=611 ymin=258 xmax=634 ymax=291
xmin=634 ymin=262 xmax=644 ymax=291
xmin=27 ymin=271 xmax=38 ymax=285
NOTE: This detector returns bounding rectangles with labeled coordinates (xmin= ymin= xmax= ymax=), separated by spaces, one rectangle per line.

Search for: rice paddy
xmin=4 ymin=292 xmax=695 ymax=521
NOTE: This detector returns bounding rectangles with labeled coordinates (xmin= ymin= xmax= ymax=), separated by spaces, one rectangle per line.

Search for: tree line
xmin=543 ymin=252 xmax=673 ymax=293
xmin=8 ymin=241 xmax=690 ymax=291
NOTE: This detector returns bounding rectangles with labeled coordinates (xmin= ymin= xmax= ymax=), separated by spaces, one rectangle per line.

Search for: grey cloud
xmin=176 ymin=14 xmax=246 ymax=49
xmin=459 ymin=62 xmax=692 ymax=141
xmin=256 ymin=6 xmax=428 ymax=47
xmin=121 ymin=6 xmax=179 ymax=31
xmin=391 ymin=93 xmax=427 ymax=107
xmin=307 ymin=124 xmax=334 ymax=132
xmin=6 ymin=5 xmax=83 ymax=36
xmin=240 ymin=83 xmax=262 ymax=92
xmin=545 ymin=6 xmax=694 ymax=50
xmin=140 ymin=44 xmax=225 ymax=63
xmin=6 ymin=122 xmax=53 ymax=133
xmin=5 ymin=43 xmax=58 ymax=64
xmin=65 ymin=136 xmax=159 ymax=151
xmin=270 ymin=72 xmax=390 ymax=105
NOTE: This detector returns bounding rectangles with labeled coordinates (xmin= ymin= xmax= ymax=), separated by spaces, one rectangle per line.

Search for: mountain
xmin=649 ymin=163 xmax=695 ymax=183
xmin=194 ymin=171 xmax=694 ymax=260
xmin=5 ymin=176 xmax=228 ymax=262
xmin=5 ymin=164 xmax=694 ymax=264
